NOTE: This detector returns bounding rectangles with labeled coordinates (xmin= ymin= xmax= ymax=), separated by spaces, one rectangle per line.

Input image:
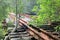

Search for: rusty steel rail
xmin=19 ymin=20 xmax=60 ymax=40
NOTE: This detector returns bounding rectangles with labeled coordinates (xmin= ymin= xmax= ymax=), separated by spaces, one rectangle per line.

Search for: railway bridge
xmin=4 ymin=18 xmax=60 ymax=40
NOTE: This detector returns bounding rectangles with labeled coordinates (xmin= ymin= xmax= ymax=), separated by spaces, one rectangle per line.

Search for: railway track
xmin=4 ymin=19 xmax=60 ymax=40
xmin=19 ymin=19 xmax=60 ymax=40
xmin=28 ymin=25 xmax=60 ymax=40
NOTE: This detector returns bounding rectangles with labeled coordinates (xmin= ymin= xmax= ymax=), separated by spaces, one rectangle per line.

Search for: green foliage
xmin=0 ymin=0 xmax=9 ymax=21
xmin=7 ymin=21 xmax=15 ymax=27
xmin=0 ymin=23 xmax=6 ymax=39
xmin=0 ymin=0 xmax=36 ymax=20
xmin=32 ymin=0 xmax=60 ymax=26
xmin=54 ymin=25 xmax=60 ymax=32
